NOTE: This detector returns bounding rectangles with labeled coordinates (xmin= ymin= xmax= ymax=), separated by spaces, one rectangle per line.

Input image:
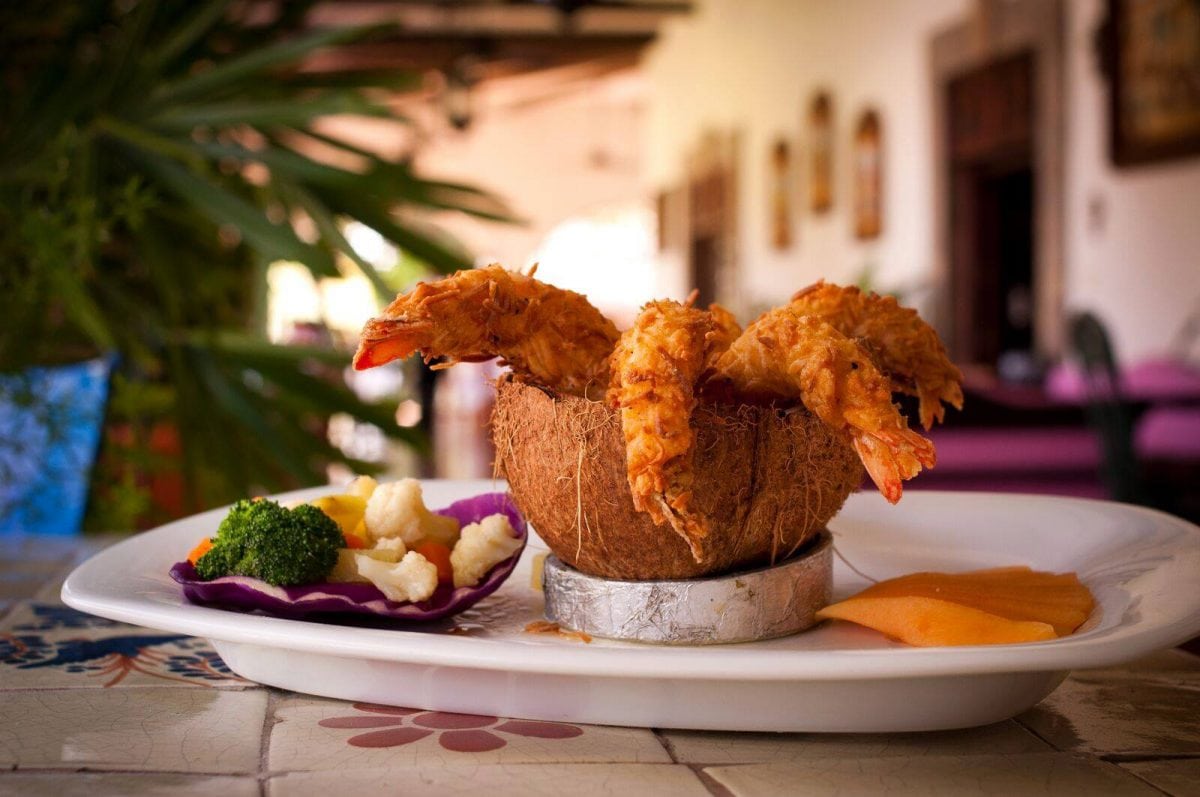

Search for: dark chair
xmin=1068 ymin=312 xmax=1145 ymax=504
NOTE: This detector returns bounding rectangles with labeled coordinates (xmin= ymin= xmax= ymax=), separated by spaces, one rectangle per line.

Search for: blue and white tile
xmin=0 ymin=601 xmax=248 ymax=689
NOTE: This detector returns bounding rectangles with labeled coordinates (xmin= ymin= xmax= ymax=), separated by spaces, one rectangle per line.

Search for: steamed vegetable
xmin=353 ymin=550 xmax=440 ymax=602
xmin=414 ymin=541 xmax=454 ymax=585
xmin=195 ymin=499 xmax=343 ymax=586
xmin=171 ymin=492 xmax=528 ymax=622
xmin=451 ymin=514 xmax=524 ymax=588
xmin=309 ymin=494 xmax=368 ymax=544
xmin=364 ymin=478 xmax=460 ymax=546
xmin=187 ymin=538 xmax=214 ymax=566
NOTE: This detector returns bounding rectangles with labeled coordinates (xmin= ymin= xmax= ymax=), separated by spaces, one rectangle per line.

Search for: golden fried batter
xmin=354 ymin=265 xmax=619 ymax=397
xmin=704 ymin=302 xmax=742 ymax=371
xmin=789 ymin=281 xmax=963 ymax=429
xmin=607 ymin=300 xmax=736 ymax=561
xmin=709 ymin=308 xmax=936 ymax=503
xmin=358 ymin=267 xmax=958 ymax=521
xmin=607 ymin=301 xmax=707 ymax=557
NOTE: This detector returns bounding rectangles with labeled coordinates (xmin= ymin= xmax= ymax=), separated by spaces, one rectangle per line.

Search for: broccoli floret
xmin=195 ymin=499 xmax=258 ymax=579
xmin=194 ymin=543 xmax=232 ymax=581
xmin=195 ymin=499 xmax=342 ymax=586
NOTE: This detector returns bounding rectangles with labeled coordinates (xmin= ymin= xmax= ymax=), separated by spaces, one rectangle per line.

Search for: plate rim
xmin=62 ymin=482 xmax=1200 ymax=682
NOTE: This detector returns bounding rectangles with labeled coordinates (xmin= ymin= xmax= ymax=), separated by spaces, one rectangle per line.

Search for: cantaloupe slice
xmin=816 ymin=566 xmax=1095 ymax=645
xmin=852 ymin=568 xmax=1095 ymax=636
xmin=816 ymin=596 xmax=1058 ymax=646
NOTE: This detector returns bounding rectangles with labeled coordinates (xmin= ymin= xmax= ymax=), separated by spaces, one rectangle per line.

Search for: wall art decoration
xmin=808 ymin=91 xmax=834 ymax=213
xmin=1100 ymin=0 xmax=1200 ymax=166
xmin=853 ymin=109 xmax=883 ymax=239
xmin=770 ymin=138 xmax=794 ymax=249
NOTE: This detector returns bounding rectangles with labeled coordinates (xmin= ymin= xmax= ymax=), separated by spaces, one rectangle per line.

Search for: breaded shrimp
xmin=354 ymin=265 xmax=619 ymax=397
xmin=708 ymin=307 xmax=936 ymax=503
xmin=607 ymin=299 xmax=735 ymax=560
xmin=789 ymin=281 xmax=963 ymax=429
xmin=704 ymin=302 xmax=742 ymax=371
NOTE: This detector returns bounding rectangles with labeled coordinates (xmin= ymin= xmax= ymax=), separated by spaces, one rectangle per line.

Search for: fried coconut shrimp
xmin=703 ymin=302 xmax=742 ymax=370
xmin=354 ymin=265 xmax=619 ymax=397
xmin=789 ymin=281 xmax=963 ymax=429
xmin=709 ymin=308 xmax=936 ymax=504
xmin=608 ymin=299 xmax=739 ymax=560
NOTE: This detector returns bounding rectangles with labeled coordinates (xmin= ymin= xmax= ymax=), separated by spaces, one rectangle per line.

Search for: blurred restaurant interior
xmin=1 ymin=0 xmax=1198 ymax=535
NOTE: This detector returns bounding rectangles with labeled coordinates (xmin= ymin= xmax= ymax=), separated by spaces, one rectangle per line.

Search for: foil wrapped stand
xmin=542 ymin=530 xmax=832 ymax=645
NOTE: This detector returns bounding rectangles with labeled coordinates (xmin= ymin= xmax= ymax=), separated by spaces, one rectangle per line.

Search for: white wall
xmin=1063 ymin=0 xmax=1200 ymax=361
xmin=415 ymin=71 xmax=648 ymax=275
xmin=642 ymin=0 xmax=969 ymax=311
xmin=643 ymin=0 xmax=1200 ymax=360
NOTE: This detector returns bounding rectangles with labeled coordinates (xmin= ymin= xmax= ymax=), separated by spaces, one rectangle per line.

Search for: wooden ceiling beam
xmin=302 ymin=32 xmax=655 ymax=76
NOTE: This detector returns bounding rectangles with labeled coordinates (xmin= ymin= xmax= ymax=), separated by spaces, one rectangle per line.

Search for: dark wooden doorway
xmin=688 ymin=159 xmax=732 ymax=309
xmin=946 ymin=51 xmax=1036 ymax=367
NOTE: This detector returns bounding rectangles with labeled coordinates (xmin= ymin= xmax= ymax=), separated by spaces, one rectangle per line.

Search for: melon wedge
xmin=850 ymin=568 xmax=1095 ymax=636
xmin=816 ymin=566 xmax=1096 ymax=645
xmin=816 ymin=596 xmax=1058 ymax=646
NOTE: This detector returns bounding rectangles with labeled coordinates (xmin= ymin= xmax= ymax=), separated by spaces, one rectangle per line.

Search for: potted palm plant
xmin=0 ymin=0 xmax=514 ymax=531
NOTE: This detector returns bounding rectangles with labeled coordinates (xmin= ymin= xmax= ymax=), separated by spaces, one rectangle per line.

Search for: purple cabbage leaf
xmin=170 ymin=492 xmax=526 ymax=623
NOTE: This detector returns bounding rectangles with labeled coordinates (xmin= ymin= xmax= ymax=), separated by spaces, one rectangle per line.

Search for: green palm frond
xmin=0 ymin=0 xmax=512 ymax=527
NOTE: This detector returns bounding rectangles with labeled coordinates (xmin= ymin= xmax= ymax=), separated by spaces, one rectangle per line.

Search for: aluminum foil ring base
xmin=542 ymin=531 xmax=832 ymax=645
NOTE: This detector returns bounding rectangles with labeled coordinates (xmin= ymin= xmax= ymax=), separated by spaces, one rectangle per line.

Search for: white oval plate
xmin=63 ymin=480 xmax=1200 ymax=732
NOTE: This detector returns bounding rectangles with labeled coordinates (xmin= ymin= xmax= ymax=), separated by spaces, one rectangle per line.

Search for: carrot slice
xmin=816 ymin=596 xmax=1058 ymax=646
xmin=414 ymin=541 xmax=454 ymax=585
xmin=187 ymin=538 xmax=214 ymax=565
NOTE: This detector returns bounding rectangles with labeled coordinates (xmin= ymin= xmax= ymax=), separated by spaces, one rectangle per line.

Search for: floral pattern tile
xmin=0 ymin=772 xmax=260 ymax=797
xmin=317 ymin=702 xmax=586 ymax=752
xmin=705 ymin=753 xmax=1159 ymax=797
xmin=661 ymin=719 xmax=1050 ymax=763
xmin=1017 ymin=672 xmax=1200 ymax=756
xmin=2 ymin=530 xmax=1196 ymax=794
xmin=269 ymin=764 xmax=710 ymax=797
xmin=0 ymin=601 xmax=248 ymax=689
xmin=1120 ymin=759 xmax=1200 ymax=797
xmin=268 ymin=695 xmax=671 ymax=771
xmin=0 ymin=688 xmax=266 ymax=772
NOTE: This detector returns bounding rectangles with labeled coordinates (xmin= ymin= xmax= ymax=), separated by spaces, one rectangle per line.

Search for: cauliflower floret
xmin=328 ymin=550 xmax=365 ymax=583
xmin=372 ymin=536 xmax=407 ymax=556
xmin=353 ymin=551 xmax=439 ymax=603
xmin=347 ymin=475 xmax=377 ymax=500
xmin=364 ymin=479 xmax=460 ymax=547
xmin=450 ymin=513 xmax=522 ymax=588
xmin=328 ymin=544 xmax=405 ymax=584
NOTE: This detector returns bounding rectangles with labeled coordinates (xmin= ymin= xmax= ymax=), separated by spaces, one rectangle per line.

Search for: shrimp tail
xmin=354 ymin=319 xmax=434 ymax=370
xmin=852 ymin=428 xmax=937 ymax=504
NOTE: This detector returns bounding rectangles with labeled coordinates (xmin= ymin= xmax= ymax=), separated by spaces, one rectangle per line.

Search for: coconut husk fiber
xmin=492 ymin=378 xmax=863 ymax=580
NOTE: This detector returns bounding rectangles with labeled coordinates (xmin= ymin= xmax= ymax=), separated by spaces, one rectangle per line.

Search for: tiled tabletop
xmin=2 ymin=537 xmax=1198 ymax=796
